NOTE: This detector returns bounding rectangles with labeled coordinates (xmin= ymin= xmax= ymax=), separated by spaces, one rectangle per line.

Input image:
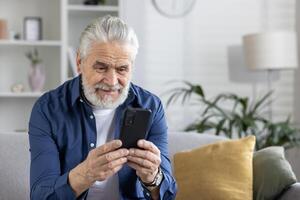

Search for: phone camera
xmin=125 ymin=115 xmax=135 ymax=126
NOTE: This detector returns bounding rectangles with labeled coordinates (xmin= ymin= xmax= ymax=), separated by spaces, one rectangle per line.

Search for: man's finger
xmin=127 ymin=162 xmax=140 ymax=171
xmin=127 ymin=162 xmax=154 ymax=178
xmin=127 ymin=155 xmax=155 ymax=170
xmin=94 ymin=148 xmax=129 ymax=165
xmin=137 ymin=140 xmax=160 ymax=154
xmin=128 ymin=148 xmax=160 ymax=165
xmin=103 ymin=157 xmax=128 ymax=171
xmin=106 ymin=165 xmax=123 ymax=178
xmin=95 ymin=164 xmax=124 ymax=181
xmin=94 ymin=140 xmax=122 ymax=156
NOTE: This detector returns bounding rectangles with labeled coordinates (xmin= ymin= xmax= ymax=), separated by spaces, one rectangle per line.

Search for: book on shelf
xmin=67 ymin=46 xmax=78 ymax=77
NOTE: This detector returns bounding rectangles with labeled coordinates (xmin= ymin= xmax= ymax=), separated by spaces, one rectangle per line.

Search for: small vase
xmin=28 ymin=63 xmax=45 ymax=92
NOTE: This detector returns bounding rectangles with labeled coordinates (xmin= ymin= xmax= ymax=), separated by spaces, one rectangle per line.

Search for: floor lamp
xmin=242 ymin=31 xmax=298 ymax=121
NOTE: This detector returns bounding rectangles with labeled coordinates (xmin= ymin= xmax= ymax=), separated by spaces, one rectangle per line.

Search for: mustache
xmin=94 ymin=83 xmax=123 ymax=91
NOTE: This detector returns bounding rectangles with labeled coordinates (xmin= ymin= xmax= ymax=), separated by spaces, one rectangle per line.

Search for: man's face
xmin=77 ymin=42 xmax=133 ymax=108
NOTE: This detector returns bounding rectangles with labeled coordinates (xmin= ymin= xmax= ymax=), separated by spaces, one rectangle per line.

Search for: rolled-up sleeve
xmin=142 ymin=100 xmax=177 ymax=200
xmin=29 ymin=101 xmax=76 ymax=200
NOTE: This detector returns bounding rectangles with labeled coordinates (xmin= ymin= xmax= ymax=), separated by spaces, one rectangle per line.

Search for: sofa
xmin=0 ymin=131 xmax=299 ymax=200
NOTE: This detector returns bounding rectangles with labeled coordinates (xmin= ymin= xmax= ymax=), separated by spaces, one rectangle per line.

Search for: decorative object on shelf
xmin=243 ymin=31 xmax=298 ymax=121
xmin=25 ymin=48 xmax=45 ymax=92
xmin=9 ymin=30 xmax=21 ymax=40
xmin=164 ymin=81 xmax=300 ymax=150
xmin=0 ymin=19 xmax=8 ymax=39
xmin=24 ymin=17 xmax=42 ymax=41
xmin=152 ymin=0 xmax=196 ymax=18
xmin=14 ymin=33 xmax=21 ymax=40
xmin=98 ymin=0 xmax=106 ymax=4
xmin=83 ymin=0 xmax=106 ymax=5
xmin=10 ymin=83 xmax=25 ymax=93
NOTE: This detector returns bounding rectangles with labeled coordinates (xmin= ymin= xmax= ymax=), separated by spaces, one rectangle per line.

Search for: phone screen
xmin=119 ymin=108 xmax=152 ymax=149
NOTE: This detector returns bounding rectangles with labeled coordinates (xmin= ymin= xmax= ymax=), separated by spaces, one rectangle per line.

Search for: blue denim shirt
xmin=29 ymin=75 xmax=177 ymax=200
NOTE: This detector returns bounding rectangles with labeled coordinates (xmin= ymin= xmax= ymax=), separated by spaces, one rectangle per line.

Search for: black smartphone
xmin=120 ymin=107 xmax=152 ymax=149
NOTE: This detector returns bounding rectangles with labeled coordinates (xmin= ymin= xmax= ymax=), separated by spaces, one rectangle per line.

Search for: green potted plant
xmin=25 ymin=48 xmax=42 ymax=65
xmin=165 ymin=81 xmax=300 ymax=150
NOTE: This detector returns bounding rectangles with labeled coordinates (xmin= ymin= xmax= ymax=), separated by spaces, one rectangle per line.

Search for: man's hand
xmin=81 ymin=140 xmax=129 ymax=182
xmin=69 ymin=140 xmax=129 ymax=197
xmin=127 ymin=139 xmax=161 ymax=184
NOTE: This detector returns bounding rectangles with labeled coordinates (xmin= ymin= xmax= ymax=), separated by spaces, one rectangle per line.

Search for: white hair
xmin=79 ymin=15 xmax=139 ymax=61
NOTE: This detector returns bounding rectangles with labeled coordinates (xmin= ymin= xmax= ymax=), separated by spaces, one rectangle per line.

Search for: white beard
xmin=82 ymin=75 xmax=130 ymax=109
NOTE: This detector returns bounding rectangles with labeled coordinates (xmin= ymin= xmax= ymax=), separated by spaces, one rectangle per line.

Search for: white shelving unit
xmin=0 ymin=0 xmax=120 ymax=132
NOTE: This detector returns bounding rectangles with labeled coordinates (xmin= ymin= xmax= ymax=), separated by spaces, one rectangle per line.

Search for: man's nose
xmin=105 ymin=69 xmax=118 ymax=86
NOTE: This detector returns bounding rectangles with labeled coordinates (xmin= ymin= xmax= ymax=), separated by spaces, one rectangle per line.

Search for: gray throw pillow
xmin=253 ymin=146 xmax=297 ymax=200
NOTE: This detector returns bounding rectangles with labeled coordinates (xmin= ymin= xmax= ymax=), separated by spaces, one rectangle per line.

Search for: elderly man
xmin=29 ymin=15 xmax=177 ymax=200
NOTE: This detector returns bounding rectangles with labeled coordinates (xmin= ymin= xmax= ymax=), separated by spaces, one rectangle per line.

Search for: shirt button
xmin=79 ymin=99 xmax=83 ymax=103
xmin=90 ymin=115 xmax=94 ymax=119
xmin=90 ymin=143 xmax=95 ymax=148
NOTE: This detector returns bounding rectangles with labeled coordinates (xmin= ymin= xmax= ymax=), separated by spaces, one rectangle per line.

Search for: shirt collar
xmin=70 ymin=75 xmax=139 ymax=108
xmin=71 ymin=75 xmax=81 ymax=106
xmin=123 ymin=83 xmax=137 ymax=107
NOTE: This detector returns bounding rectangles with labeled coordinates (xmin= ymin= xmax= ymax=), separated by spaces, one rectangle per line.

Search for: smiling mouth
xmin=96 ymin=88 xmax=120 ymax=94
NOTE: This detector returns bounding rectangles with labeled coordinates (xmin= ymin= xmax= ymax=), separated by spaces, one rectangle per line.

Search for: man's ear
xmin=76 ymin=51 xmax=82 ymax=74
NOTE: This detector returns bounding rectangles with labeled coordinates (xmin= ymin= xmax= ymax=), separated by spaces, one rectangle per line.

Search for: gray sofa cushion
xmin=167 ymin=131 xmax=227 ymax=158
xmin=0 ymin=132 xmax=30 ymax=200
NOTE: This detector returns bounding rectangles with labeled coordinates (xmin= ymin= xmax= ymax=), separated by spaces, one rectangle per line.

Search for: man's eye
xmin=94 ymin=65 xmax=107 ymax=72
xmin=117 ymin=67 xmax=128 ymax=72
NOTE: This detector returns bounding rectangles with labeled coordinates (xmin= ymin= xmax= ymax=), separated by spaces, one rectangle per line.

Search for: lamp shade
xmin=242 ymin=31 xmax=298 ymax=70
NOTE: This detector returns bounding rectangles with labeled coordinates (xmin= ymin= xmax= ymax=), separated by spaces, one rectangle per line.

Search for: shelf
xmin=67 ymin=5 xmax=118 ymax=12
xmin=0 ymin=92 xmax=43 ymax=98
xmin=0 ymin=40 xmax=62 ymax=47
xmin=0 ymin=130 xmax=28 ymax=134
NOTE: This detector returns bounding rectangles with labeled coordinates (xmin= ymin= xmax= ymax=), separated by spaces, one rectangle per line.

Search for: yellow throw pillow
xmin=174 ymin=136 xmax=255 ymax=200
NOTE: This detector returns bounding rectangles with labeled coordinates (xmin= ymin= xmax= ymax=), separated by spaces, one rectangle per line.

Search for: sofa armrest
xmin=277 ymin=183 xmax=300 ymax=200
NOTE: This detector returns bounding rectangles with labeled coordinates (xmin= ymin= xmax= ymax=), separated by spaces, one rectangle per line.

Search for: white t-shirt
xmin=86 ymin=107 xmax=120 ymax=200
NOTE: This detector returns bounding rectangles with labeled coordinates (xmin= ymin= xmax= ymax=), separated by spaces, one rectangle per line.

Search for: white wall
xmin=121 ymin=0 xmax=297 ymax=130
